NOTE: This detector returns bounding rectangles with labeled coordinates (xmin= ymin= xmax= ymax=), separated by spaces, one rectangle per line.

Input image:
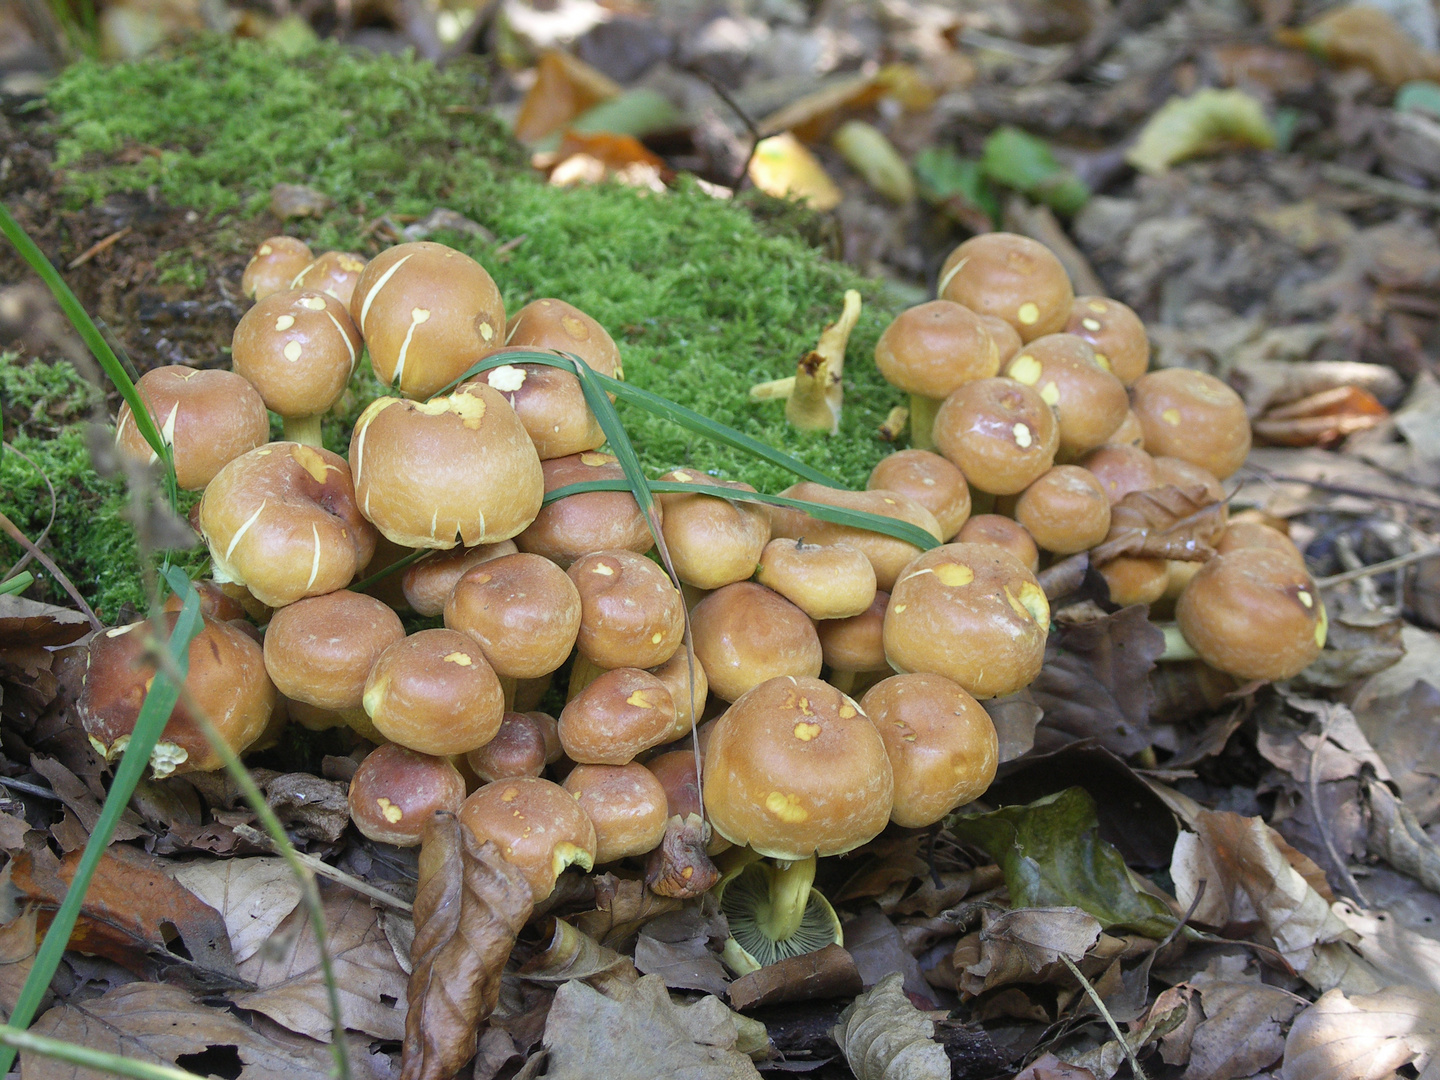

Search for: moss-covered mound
xmin=2 ymin=39 xmax=906 ymax=619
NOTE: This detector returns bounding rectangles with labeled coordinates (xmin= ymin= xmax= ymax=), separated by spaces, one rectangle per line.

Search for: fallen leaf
xmin=841 ymin=907 xmax=932 ymax=1003
xmin=514 ymin=49 xmax=621 ymax=144
xmin=645 ymin=814 xmax=721 ymax=900
xmin=974 ymin=907 xmax=1102 ymax=982
xmin=1185 ymin=979 xmax=1305 ymax=1080
xmin=1363 ymin=780 xmax=1440 ymax=904
xmin=1283 ymin=985 xmax=1440 ymax=1079
xmin=171 ymin=858 xmax=303 ymax=964
xmin=1332 ymin=899 xmax=1440 ymax=996
xmin=1278 ymin=5 xmax=1440 ymax=88
xmin=235 ymin=882 xmax=409 ymax=1042
xmin=747 ymin=133 xmax=842 ymax=212
xmin=1089 ymin=485 xmax=1226 ymax=566
xmin=269 ymin=183 xmax=331 ymax=219
xmin=540 ymin=974 xmax=762 ymax=1079
xmin=1253 ymin=387 xmax=1389 ymax=448
xmin=633 ymin=903 xmax=731 ymax=996
xmin=727 ymin=943 xmax=861 ymax=1011
xmin=833 ymin=972 xmax=949 ymax=1080
xmin=1125 ymin=89 xmax=1275 ymax=175
xmin=1013 ymin=1052 xmax=1096 ymax=1080
xmin=1354 ymin=679 xmax=1440 ymax=825
xmin=984 ymin=691 xmax=1044 ymax=762
xmin=571 ymin=874 xmax=680 ymax=948
xmin=263 ymin=773 xmax=349 ymax=844
xmin=402 ymin=815 xmax=531 ymax=1080
xmin=28 ymin=757 xmax=146 ymax=844
xmin=756 ymin=73 xmax=884 ymax=143
xmin=982 ymin=127 xmax=1089 ymax=216
xmin=832 ymin=121 xmax=915 ymax=204
xmin=0 ymin=596 xmax=91 ymax=649
xmin=518 ymin=918 xmax=626 ymax=983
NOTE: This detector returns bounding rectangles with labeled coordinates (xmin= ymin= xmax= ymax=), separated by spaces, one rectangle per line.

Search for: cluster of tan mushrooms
xmin=74 ymin=226 xmax=1325 ymax=974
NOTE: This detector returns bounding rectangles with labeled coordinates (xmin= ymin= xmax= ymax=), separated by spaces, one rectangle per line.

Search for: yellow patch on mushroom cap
xmin=765 ymin=792 xmax=809 ymax=823
xmin=1162 ymin=408 xmax=1182 ymax=426
xmin=299 ymin=295 xmax=327 ymax=311
xmin=934 ymin=563 xmax=975 ymax=587
xmin=486 ymin=365 xmax=526 ymax=393
xmin=290 ymin=444 xmax=331 ymax=483
xmin=1040 ymin=381 xmax=1060 ymax=406
xmin=793 ymin=721 xmax=821 ymax=741
xmin=1006 ymin=581 xmax=1050 ymax=626
xmin=626 ymin=689 xmax=659 ymax=709
xmin=1017 ymin=302 xmax=1040 ymax=325
xmin=1008 ymin=354 xmax=1041 ymax=385
xmin=443 ymin=652 xmax=473 ymax=666
xmin=275 ymin=314 xmax=295 ymax=331
xmin=1013 ymin=423 xmax=1033 ymax=448
xmin=1082 ymin=318 xmax=1102 ymax=332
xmin=376 ymin=797 xmax=403 ymax=824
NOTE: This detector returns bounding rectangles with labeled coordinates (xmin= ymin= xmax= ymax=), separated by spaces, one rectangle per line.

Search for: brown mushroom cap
xmin=1176 ymin=547 xmax=1326 ymax=681
xmin=347 ymin=744 xmax=466 ymax=846
xmin=1215 ymin=521 xmax=1306 ymax=569
xmin=1080 ymin=443 xmax=1160 ymax=505
xmin=656 ymin=470 xmax=771 ymax=589
xmin=466 ymin=711 xmax=552 ymax=782
xmin=884 ymin=542 xmax=1049 ymax=699
xmin=1099 ymin=555 xmax=1170 ymax=606
xmin=938 ymin=233 xmax=1074 ymax=342
xmin=517 ymin=452 xmax=655 ymax=566
xmin=349 ymin=382 xmax=544 ymax=549
xmin=263 ymin=590 xmax=404 ymax=712
xmin=1131 ymin=369 xmax=1251 ymax=480
xmin=1003 ymin=334 xmax=1128 ymax=457
xmin=978 ymin=314 xmax=1023 ymax=365
xmin=817 ymin=590 xmax=889 ymax=674
xmin=362 ymin=628 xmax=505 ymax=755
xmin=459 ymin=777 xmax=597 ymax=901
xmin=1013 ymin=465 xmax=1112 ymax=555
xmin=444 ymin=552 xmax=582 ymax=680
xmin=646 ymin=750 xmax=705 ymax=819
xmin=199 ymin=443 xmax=377 ymax=608
xmin=1152 ymin=456 xmax=1226 ymax=504
xmin=691 ymin=582 xmax=823 ymax=702
xmin=290 ymin=251 xmax=368 ymax=308
xmin=115 ymin=366 xmax=269 ymax=491
xmin=702 ymin=675 xmax=893 ymax=860
xmin=242 ymin=236 xmax=314 ymax=302
xmin=873 ymin=300 xmax=999 ymax=400
xmin=159 ymin=580 xmax=250 ymax=623
xmin=933 ymin=377 xmax=1059 ymax=495
xmin=232 ymin=290 xmax=360 ymax=424
xmin=79 ymin=613 xmax=276 ymax=776
xmin=956 ymin=514 xmax=1039 ymax=573
xmin=401 ymin=540 xmax=518 ymax=618
xmin=568 ymin=550 xmax=685 ymax=670
xmin=866 ymin=450 xmax=971 ymax=541
xmin=562 ymin=763 xmax=668 ymax=863
xmin=350 ymin=241 xmax=506 ymax=399
xmin=648 ymin=647 xmax=709 ymax=739
xmin=755 ymin=539 xmax=877 ymax=620
xmin=1110 ymin=409 xmax=1146 ymax=449
xmin=1065 ymin=296 xmax=1150 ymax=386
xmin=860 ymin=673 xmax=998 ymax=828
xmin=464 ymin=350 xmax=604 ymax=461
xmin=767 ymin=482 xmax=943 ymax=591
xmin=505 ymin=298 xmax=623 ymax=378
xmin=558 ymin=667 xmax=676 ymax=764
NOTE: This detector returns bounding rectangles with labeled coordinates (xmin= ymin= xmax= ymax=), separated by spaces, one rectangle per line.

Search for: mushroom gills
xmin=716 ymin=853 xmax=842 ymax=974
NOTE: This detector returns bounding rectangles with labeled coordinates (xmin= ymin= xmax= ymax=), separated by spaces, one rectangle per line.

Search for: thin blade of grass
xmin=0 ymin=571 xmax=34 ymax=596
xmin=544 ymin=479 xmax=942 ymax=552
xmin=0 ymin=582 xmax=204 ymax=1077
xmin=0 ymin=1024 xmax=206 ymax=1080
xmin=349 ymin=546 xmax=427 ymax=593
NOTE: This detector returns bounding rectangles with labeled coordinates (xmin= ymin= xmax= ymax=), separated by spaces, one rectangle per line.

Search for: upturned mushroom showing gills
xmin=938 ymin=232 xmax=1074 ymax=342
xmin=703 ymin=676 xmax=893 ymax=972
xmin=80 ymin=613 xmax=276 ymax=777
xmin=198 ymin=443 xmax=377 ymax=608
xmin=873 ymin=300 xmax=999 ymax=449
xmin=349 ymin=382 xmax=543 ymax=549
xmin=459 ymin=777 xmax=597 ymax=902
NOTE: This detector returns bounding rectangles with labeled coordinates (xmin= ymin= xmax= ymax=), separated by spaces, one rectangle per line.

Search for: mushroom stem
xmin=828 ymin=668 xmax=858 ymax=696
xmin=908 ymin=394 xmax=942 ymax=450
xmin=283 ymin=413 xmax=324 ymax=447
xmin=566 ymin=654 xmax=609 ymax=702
xmin=750 ymin=377 xmax=795 ymax=401
xmin=764 ymin=854 xmax=818 ymax=943
xmin=1157 ymin=623 xmax=1200 ymax=662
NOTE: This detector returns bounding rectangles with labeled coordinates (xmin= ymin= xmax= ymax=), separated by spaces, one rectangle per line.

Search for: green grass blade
xmin=349 ymin=546 xmax=426 ymax=593
xmin=0 ymin=584 xmax=204 ymax=1076
xmin=0 ymin=1024 xmax=205 ymax=1080
xmin=0 ymin=571 xmax=35 ymax=597
xmin=544 ymin=479 xmax=942 ymax=552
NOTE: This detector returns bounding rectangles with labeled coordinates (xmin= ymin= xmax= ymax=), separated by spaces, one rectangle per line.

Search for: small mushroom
xmin=977 ymin=313 xmax=1023 ymax=365
xmin=937 ymin=233 xmax=1074 ymax=342
xmin=466 ymin=711 xmax=554 ymax=782
xmin=1152 ymin=456 xmax=1226 ymax=504
xmin=691 ymin=582 xmax=823 ymax=702
xmin=517 ymin=452 xmax=656 ymax=566
xmin=362 ymin=629 xmax=505 ymax=755
xmin=656 ymin=470 xmax=771 ymax=590
xmin=1080 ymin=443 xmax=1160 ymax=505
xmin=558 ymin=667 xmax=676 ymax=764
xmin=1130 ymin=369 xmax=1251 ymax=480
xmin=866 ymin=450 xmax=971 ymax=541
xmin=1013 ymin=465 xmax=1111 ymax=555
xmin=1110 ymin=409 xmax=1146 ymax=448
xmin=504 ymin=297 xmax=623 ymax=379
xmin=348 ymin=745 xmax=466 ymax=846
xmin=444 ymin=553 xmax=582 ymax=680
xmin=290 ymin=251 xmax=368 ymax=307
xmin=648 ymin=647 xmax=709 ymax=740
xmin=956 ymin=514 xmax=1039 ymax=573
xmin=562 ymin=763 xmax=669 ymax=864
xmin=817 ymin=590 xmax=890 ymax=696
xmin=263 ymin=589 xmax=404 ymax=714
xmin=933 ymin=377 xmax=1059 ymax=496
xmin=1215 ymin=520 xmax=1306 ymax=568
xmin=400 ymin=540 xmax=518 ymax=618
xmin=1064 ymin=296 xmax=1150 ymax=386
xmin=1099 ymin=555 xmax=1171 ymax=606
xmin=755 ymin=539 xmax=877 ymax=620
xmin=1002 ymin=333 xmax=1127 ymax=458
xmin=459 ymin=777 xmax=597 ymax=901
xmin=568 ymin=550 xmax=685 ymax=670
xmin=242 ymin=236 xmax=313 ymax=302
xmin=464 ymin=350 xmax=603 ymax=461
xmin=872 ymin=300 xmax=999 ymax=448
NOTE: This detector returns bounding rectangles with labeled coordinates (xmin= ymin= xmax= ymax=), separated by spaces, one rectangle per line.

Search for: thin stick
xmin=0 ymin=441 xmax=58 ymax=580
xmin=0 ymin=777 xmax=62 ymax=803
xmin=1320 ymin=163 xmax=1440 ymax=212
xmin=1243 ymin=468 xmax=1440 ymax=513
xmin=0 ymin=509 xmax=101 ymax=632
xmin=1316 ymin=547 xmax=1440 ymax=588
xmin=1059 ymin=954 xmax=1148 ymax=1080
xmin=686 ymin=65 xmax=763 ymax=194
xmin=233 ymin=824 xmax=413 ymax=913
xmin=67 ymin=226 xmax=131 ymax=269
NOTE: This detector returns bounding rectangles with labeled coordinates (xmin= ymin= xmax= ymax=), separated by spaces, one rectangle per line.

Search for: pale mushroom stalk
xmin=1158 ymin=623 xmax=1200 ymax=662
xmin=764 ymin=853 xmax=818 ymax=941
xmin=285 ymin=412 xmax=324 ymax=447
xmin=786 ymin=289 xmax=862 ymax=435
xmin=907 ymin=394 xmax=944 ymax=451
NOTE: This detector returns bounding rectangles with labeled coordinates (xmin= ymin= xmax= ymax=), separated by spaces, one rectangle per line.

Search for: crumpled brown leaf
xmin=171 ymin=857 xmax=302 ymax=964
xmin=1090 ymin=484 xmax=1226 ymax=566
xmin=1283 ymin=985 xmax=1440 ymax=1079
xmin=1183 ymin=975 xmax=1306 ymax=1080
xmin=401 ymin=813 xmax=532 ymax=1080
xmin=834 ymin=972 xmax=949 ymax=1080
xmin=572 ymin=874 xmax=680 ymax=948
xmin=1332 ymin=899 xmax=1440 ymax=996
xmin=1278 ymin=5 xmax=1440 ymax=88
xmin=517 ymin=918 xmax=626 ymax=984
xmin=633 ymin=903 xmax=731 ymax=996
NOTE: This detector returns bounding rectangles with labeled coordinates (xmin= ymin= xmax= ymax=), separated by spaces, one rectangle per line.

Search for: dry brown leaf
xmin=263 ymin=773 xmax=349 ymax=844
xmin=0 ymin=596 xmax=91 ymax=648
xmin=235 ymin=882 xmax=409 ymax=1042
xmin=1278 ymin=5 xmax=1440 ymax=88
xmin=1253 ymin=386 xmax=1389 ymax=448
xmin=1332 ymin=899 xmax=1440 ymax=995
xmin=645 ymin=814 xmax=721 ymax=899
xmin=28 ymin=757 xmax=146 ymax=843
xmin=517 ymin=918 xmax=626 ymax=984
xmin=572 ymin=874 xmax=680 ymax=948
xmin=1184 ymin=979 xmax=1305 ymax=1080
xmin=1283 ymin=985 xmax=1440 ymax=1079
xmin=1013 ymin=1053 xmax=1097 ymax=1080
xmin=171 ymin=857 xmax=303 ymax=964
xmin=513 ymin=49 xmax=621 ymax=144
xmin=746 ymin=134 xmax=842 ymax=212
xmin=1090 ymin=484 xmax=1226 ymax=565
xmin=401 ymin=814 xmax=531 ymax=1080
xmin=834 ymin=972 xmax=949 ymax=1080
xmin=632 ymin=903 xmax=731 ymax=996
xmin=727 ymin=943 xmax=861 ymax=1012
xmin=960 ymin=908 xmax=1102 ymax=996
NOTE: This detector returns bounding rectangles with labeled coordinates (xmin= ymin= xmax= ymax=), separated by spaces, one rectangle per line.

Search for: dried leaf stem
xmin=0 ymin=508 xmax=102 ymax=632
xmin=1315 ymin=547 xmax=1440 ymax=589
xmin=1058 ymin=953 xmax=1148 ymax=1080
xmin=233 ymin=824 xmax=413 ymax=913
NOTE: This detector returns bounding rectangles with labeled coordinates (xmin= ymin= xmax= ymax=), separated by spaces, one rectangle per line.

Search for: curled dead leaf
xmin=1283 ymin=985 xmax=1440 ymax=1079
xmin=518 ymin=918 xmax=626 ymax=983
xmin=833 ymin=972 xmax=949 ymax=1080
xmin=1089 ymin=484 xmax=1226 ymax=566
xmin=646 ymin=813 xmax=721 ymax=899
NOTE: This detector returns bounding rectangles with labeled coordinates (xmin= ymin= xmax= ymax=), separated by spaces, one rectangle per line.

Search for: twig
xmin=0 ymin=441 xmax=57 ymax=580
xmin=1320 ymin=163 xmax=1440 ymax=212
xmin=686 ymin=65 xmax=763 ymax=194
xmin=1316 ymin=547 xmax=1440 ymax=589
xmin=234 ymin=824 xmax=413 ymax=914
xmin=1307 ymin=707 xmax=1369 ymax=906
xmin=0 ymin=777 xmax=61 ymax=803
xmin=0 ymin=509 xmax=101 ymax=632
xmin=66 ymin=226 xmax=131 ymax=270
xmin=1059 ymin=953 xmax=1148 ymax=1080
xmin=1240 ymin=467 xmax=1440 ymax=513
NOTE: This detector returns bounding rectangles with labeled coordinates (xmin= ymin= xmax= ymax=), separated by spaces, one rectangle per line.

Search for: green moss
xmin=0 ymin=354 xmax=103 ymax=436
xmin=152 ymin=250 xmax=207 ymax=291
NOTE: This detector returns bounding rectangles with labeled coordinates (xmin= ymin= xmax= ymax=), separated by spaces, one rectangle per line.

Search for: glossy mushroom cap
xmin=401 ymin=540 xmax=518 ymax=618
xmin=290 ymin=251 xmax=367 ymax=307
xmin=1131 ymin=369 xmax=1251 ymax=480
xmin=885 ymin=542 xmax=1049 ymax=699
xmin=768 ymin=482 xmax=943 ymax=591
xmin=1099 ymin=556 xmax=1170 ymax=606
xmin=232 ymin=290 xmax=359 ymax=437
xmin=866 ymin=450 xmax=971 ymax=541
xmin=1080 ymin=443 xmax=1160 ymax=505
xmin=933 ymin=377 xmax=1059 ymax=495
xmin=691 ymin=582 xmax=823 ymax=703
xmin=956 ymin=514 xmax=1039 ymax=573
xmin=79 ymin=613 xmax=276 ymax=776
xmin=562 ymin=763 xmax=668 ymax=863
xmin=242 ymin=236 xmax=313 ymax=302
xmin=115 ymin=366 xmax=269 ymax=491
xmin=362 ymin=629 xmax=505 ymax=755
xmin=1110 ymin=409 xmax=1146 ymax=448
xmin=1014 ymin=466 xmax=1112 ymax=555
xmin=159 ymin=580 xmax=250 ymax=623
xmin=263 ymin=590 xmax=404 ymax=712
xmin=505 ymin=298 xmax=623 ymax=378
xmin=466 ymin=711 xmax=552 ymax=782
xmin=656 ymin=470 xmax=771 ymax=589
xmin=444 ymin=553 xmax=582 ymax=680
xmin=1215 ymin=521 xmax=1305 ymax=568
xmin=1003 ymin=334 xmax=1127 ymax=457
xmin=1065 ymin=296 xmax=1149 ymax=385
xmin=559 ymin=668 xmax=676 ymax=764
xmin=1153 ymin=456 xmax=1226 ymax=504
xmin=873 ymin=300 xmax=999 ymax=400
xmin=702 ymin=676 xmax=893 ymax=860
xmin=349 ymin=382 xmax=544 ymax=549
xmin=817 ymin=591 xmax=889 ymax=674
xmin=348 ymin=745 xmax=466 ymax=846
xmin=977 ymin=314 xmax=1023 ymax=365
xmin=938 ymin=233 xmax=1074 ymax=342
xmin=755 ymin=539 xmax=877 ymax=620
xmin=568 ymin=550 xmax=685 ymax=670
xmin=517 ymin=452 xmax=655 ymax=566
xmin=860 ymin=673 xmax=998 ymax=828
xmin=199 ymin=443 xmax=377 ymax=608
xmin=460 ymin=777 xmax=597 ymax=901
xmin=350 ymin=241 xmax=505 ymax=399
xmin=465 ymin=351 xmax=603 ymax=461
xmin=646 ymin=751 xmax=705 ymax=820
xmin=1176 ymin=548 xmax=1326 ymax=681
xmin=648 ymin=647 xmax=709 ymax=739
